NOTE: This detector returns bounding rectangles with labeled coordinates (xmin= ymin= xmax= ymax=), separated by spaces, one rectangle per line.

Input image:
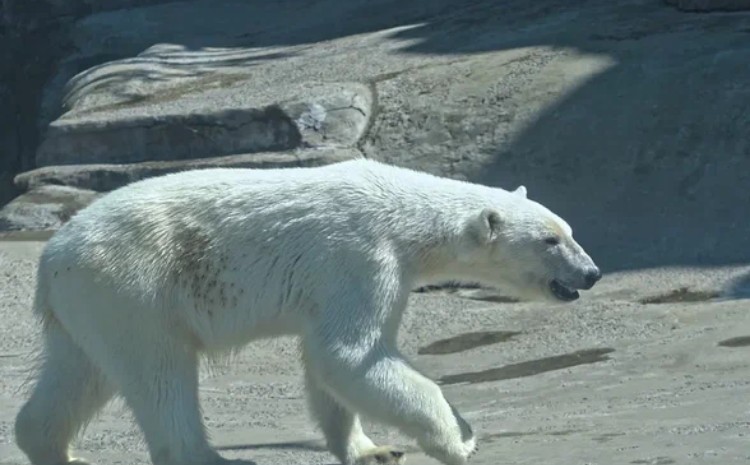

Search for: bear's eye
xmin=544 ymin=236 xmax=560 ymax=246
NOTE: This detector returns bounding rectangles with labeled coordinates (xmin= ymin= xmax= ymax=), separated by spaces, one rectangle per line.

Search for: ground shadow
xmin=382 ymin=0 xmax=750 ymax=271
xmin=718 ymin=336 xmax=750 ymax=348
xmin=216 ymin=439 xmax=325 ymax=452
xmin=418 ymin=331 xmax=522 ymax=355
xmin=60 ymin=49 xmax=297 ymax=116
xmin=439 ymin=348 xmax=615 ymax=385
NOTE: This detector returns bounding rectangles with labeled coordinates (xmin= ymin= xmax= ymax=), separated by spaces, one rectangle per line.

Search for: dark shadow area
xmin=718 ymin=336 xmax=750 ymax=348
xmin=439 ymin=348 xmax=614 ymax=385
xmin=723 ymin=272 xmax=750 ymax=299
xmin=482 ymin=431 xmax=535 ymax=440
xmin=459 ymin=293 xmax=519 ymax=304
xmin=639 ymin=287 xmax=719 ymax=304
xmin=592 ymin=432 xmax=625 ymax=443
xmin=216 ymin=439 xmax=325 ymax=452
xmin=418 ymin=331 xmax=521 ymax=355
xmin=482 ymin=429 xmax=581 ymax=442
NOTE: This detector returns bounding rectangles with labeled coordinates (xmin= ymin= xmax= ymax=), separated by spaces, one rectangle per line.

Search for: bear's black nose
xmin=584 ymin=268 xmax=602 ymax=289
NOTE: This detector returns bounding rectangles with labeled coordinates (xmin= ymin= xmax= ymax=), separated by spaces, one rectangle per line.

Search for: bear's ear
xmin=473 ymin=208 xmax=503 ymax=244
xmin=513 ymin=185 xmax=527 ymax=198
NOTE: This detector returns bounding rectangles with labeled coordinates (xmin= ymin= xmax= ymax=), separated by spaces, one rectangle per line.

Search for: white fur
xmin=15 ymin=159 xmax=596 ymax=465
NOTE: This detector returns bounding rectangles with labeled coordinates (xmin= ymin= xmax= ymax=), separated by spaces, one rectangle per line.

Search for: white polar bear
xmin=15 ymin=159 xmax=600 ymax=465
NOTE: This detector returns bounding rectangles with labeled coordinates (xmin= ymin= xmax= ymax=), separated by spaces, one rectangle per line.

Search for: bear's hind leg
xmin=101 ymin=338 xmax=225 ymax=465
xmin=15 ymin=319 xmax=115 ymax=465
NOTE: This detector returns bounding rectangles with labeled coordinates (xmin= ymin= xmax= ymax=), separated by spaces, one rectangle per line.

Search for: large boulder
xmin=38 ymin=77 xmax=372 ymax=166
xmin=6 ymin=0 xmax=750 ymax=272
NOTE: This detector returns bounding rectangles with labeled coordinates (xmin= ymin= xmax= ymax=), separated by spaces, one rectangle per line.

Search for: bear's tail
xmin=16 ymin=263 xmax=58 ymax=397
xmin=32 ymin=264 xmax=57 ymax=330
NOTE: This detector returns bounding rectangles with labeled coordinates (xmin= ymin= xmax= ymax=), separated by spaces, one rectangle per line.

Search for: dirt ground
xmin=1 ymin=234 xmax=749 ymax=465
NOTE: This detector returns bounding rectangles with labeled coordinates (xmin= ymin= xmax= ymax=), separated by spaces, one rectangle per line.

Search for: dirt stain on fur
xmin=172 ymin=226 xmax=229 ymax=308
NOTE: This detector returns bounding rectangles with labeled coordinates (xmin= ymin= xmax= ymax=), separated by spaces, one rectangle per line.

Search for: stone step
xmin=0 ymin=185 xmax=101 ymax=232
xmin=38 ymin=71 xmax=373 ymax=167
xmin=4 ymin=147 xmax=361 ymax=231
xmin=18 ymin=147 xmax=362 ymax=193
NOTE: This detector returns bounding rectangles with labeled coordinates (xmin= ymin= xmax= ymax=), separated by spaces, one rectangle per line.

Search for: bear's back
xmin=39 ymin=159 xmax=495 ymax=281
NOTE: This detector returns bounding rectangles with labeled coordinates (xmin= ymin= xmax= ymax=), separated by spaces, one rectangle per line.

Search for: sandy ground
xmin=1 ymin=235 xmax=750 ymax=465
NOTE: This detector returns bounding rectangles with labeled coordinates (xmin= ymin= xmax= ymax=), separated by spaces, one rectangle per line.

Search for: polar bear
xmin=15 ymin=159 xmax=600 ymax=465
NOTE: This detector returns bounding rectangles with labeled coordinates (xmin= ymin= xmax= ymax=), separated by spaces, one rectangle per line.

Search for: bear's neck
xmin=375 ymin=190 xmax=499 ymax=290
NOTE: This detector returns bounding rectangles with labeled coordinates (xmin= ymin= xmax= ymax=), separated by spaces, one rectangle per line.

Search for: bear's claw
xmin=355 ymin=445 xmax=407 ymax=465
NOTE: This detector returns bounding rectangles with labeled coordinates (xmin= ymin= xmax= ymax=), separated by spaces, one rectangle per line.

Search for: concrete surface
xmin=1 ymin=236 xmax=750 ymax=465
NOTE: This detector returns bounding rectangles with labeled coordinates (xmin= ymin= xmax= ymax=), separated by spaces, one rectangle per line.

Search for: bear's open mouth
xmin=550 ymin=280 xmax=580 ymax=302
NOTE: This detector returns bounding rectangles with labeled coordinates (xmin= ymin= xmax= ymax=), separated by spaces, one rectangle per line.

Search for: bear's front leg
xmin=302 ymin=312 xmax=476 ymax=465
xmin=305 ymin=369 xmax=407 ymax=465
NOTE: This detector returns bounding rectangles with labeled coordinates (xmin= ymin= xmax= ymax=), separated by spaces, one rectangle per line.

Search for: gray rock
xmin=12 ymin=0 xmax=750 ymax=270
xmin=38 ymin=73 xmax=372 ymax=166
xmin=17 ymin=147 xmax=362 ymax=192
xmin=0 ymin=185 xmax=101 ymax=232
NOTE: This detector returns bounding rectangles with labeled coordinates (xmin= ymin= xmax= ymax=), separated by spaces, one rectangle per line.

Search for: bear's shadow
xmin=216 ymin=439 xmax=326 ymax=453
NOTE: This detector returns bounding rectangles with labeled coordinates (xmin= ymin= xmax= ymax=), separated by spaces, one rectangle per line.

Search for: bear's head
xmin=458 ymin=185 xmax=601 ymax=302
